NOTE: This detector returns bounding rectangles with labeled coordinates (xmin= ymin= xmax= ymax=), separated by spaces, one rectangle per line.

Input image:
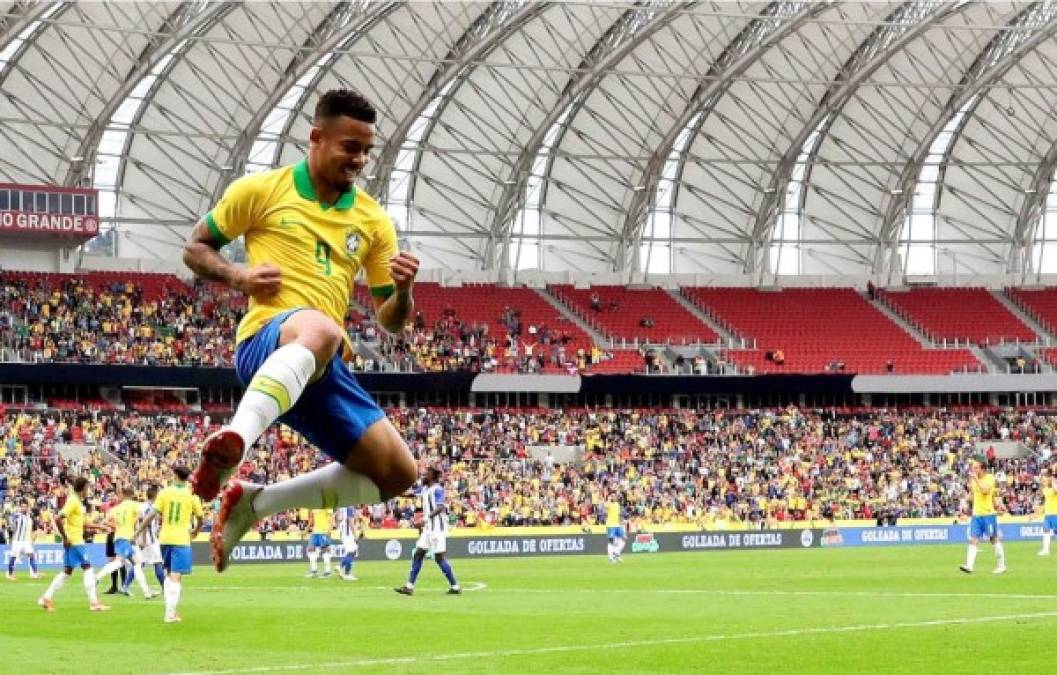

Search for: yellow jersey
xmin=59 ymin=491 xmax=85 ymax=546
xmin=971 ymin=474 xmax=996 ymax=516
xmin=310 ymin=509 xmax=332 ymax=535
xmin=154 ymin=484 xmax=204 ymax=546
xmin=205 ymin=160 xmax=399 ymax=354
xmin=1044 ymin=486 xmax=1057 ymax=516
xmin=111 ymin=499 xmax=142 ymax=540
xmin=606 ymin=502 xmax=621 ymax=528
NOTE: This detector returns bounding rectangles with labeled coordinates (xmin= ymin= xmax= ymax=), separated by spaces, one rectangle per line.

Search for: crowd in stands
xmin=2 ymin=407 xmax=1055 ymax=538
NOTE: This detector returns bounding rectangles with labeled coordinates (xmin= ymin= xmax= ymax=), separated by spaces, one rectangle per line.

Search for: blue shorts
xmin=607 ymin=527 xmax=625 ymax=539
xmin=114 ymin=538 xmax=136 ymax=560
xmin=1044 ymin=515 xmax=1057 ymax=532
xmin=63 ymin=544 xmax=90 ymax=569
xmin=970 ymin=515 xmax=999 ymax=539
xmin=309 ymin=534 xmax=332 ymax=549
xmin=161 ymin=545 xmax=192 ymax=575
xmin=235 ymin=309 xmax=385 ymax=463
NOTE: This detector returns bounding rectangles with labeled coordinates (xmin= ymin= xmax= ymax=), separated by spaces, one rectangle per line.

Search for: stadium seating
xmin=878 ymin=287 xmax=1036 ymax=345
xmin=685 ymin=287 xmax=982 ymax=374
xmin=549 ymin=285 xmax=718 ymax=344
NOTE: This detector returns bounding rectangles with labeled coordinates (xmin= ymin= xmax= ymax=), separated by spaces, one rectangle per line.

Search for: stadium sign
xmin=825 ymin=523 xmax=1046 ymax=547
xmin=0 ymin=211 xmax=99 ymax=238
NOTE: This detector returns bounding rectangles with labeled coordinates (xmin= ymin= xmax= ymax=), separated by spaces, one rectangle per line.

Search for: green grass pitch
xmin=2 ymin=543 xmax=1054 ymax=674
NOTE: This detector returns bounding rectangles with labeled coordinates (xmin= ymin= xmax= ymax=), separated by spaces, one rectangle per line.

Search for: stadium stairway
xmin=667 ymin=288 xmax=739 ymax=345
xmin=535 ymin=287 xmax=610 ymax=346
xmin=862 ymin=291 xmax=933 ymax=348
xmin=993 ymin=289 xmax=1053 ymax=342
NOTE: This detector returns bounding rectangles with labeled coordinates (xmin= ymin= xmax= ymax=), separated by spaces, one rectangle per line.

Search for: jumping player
xmin=181 ymin=88 xmax=417 ymax=572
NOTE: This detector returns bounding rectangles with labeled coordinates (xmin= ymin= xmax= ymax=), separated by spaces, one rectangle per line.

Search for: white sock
xmin=83 ymin=569 xmax=99 ymax=604
xmin=965 ymin=544 xmax=978 ymax=570
xmin=229 ymin=343 xmax=317 ymax=448
xmin=253 ymin=464 xmax=381 ymax=518
xmin=164 ymin=578 xmax=182 ymax=614
xmin=1043 ymin=532 xmax=1052 ymax=553
xmin=322 ymin=552 xmax=332 ymax=573
xmin=134 ymin=561 xmax=151 ymax=596
xmin=308 ymin=551 xmax=319 ymax=573
xmin=97 ymin=559 xmax=122 ymax=580
xmin=995 ymin=542 xmax=1006 ymax=567
xmin=43 ymin=572 xmax=68 ymax=600
xmin=616 ymin=538 xmax=626 ymax=555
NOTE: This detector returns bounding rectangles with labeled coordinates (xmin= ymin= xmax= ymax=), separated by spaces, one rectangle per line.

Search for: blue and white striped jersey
xmin=137 ymin=503 xmax=159 ymax=545
xmin=8 ymin=512 xmax=33 ymax=543
xmin=338 ymin=507 xmax=357 ymax=541
xmin=421 ymin=484 xmax=448 ymax=534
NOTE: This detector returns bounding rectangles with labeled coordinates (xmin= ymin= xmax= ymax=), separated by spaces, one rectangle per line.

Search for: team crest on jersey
xmin=345 ymin=232 xmax=362 ymax=256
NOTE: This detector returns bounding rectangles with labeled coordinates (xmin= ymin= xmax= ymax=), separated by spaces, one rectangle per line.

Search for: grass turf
xmin=1 ymin=542 xmax=1055 ymax=674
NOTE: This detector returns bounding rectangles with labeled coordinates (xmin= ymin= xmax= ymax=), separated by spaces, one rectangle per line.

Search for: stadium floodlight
xmin=1024 ymin=188 xmax=1037 ymax=194
xmin=631 ymin=185 xmax=646 ymax=192
xmin=501 ymin=180 xmax=518 ymax=185
xmin=70 ymin=155 xmax=84 ymax=162
xmin=889 ymin=189 xmax=903 ymax=195
xmin=220 ymin=165 xmax=235 ymax=171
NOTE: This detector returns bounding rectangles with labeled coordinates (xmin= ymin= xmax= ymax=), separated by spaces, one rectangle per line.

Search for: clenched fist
xmin=390 ymin=252 xmax=420 ymax=292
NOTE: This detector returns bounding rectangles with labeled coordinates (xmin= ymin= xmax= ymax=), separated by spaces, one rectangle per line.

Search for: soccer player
xmin=1039 ymin=467 xmax=1057 ymax=556
xmin=394 ymin=467 xmax=460 ymax=596
xmin=181 ymin=88 xmax=418 ymax=572
xmin=305 ymin=508 xmax=334 ymax=578
xmin=37 ymin=477 xmax=110 ymax=612
xmin=605 ymin=494 xmax=626 ymax=563
xmin=138 ymin=466 xmax=204 ymax=623
xmin=132 ymin=484 xmax=167 ymax=591
xmin=337 ymin=505 xmax=362 ymax=581
xmin=6 ymin=501 xmax=40 ymax=580
xmin=96 ymin=487 xmax=156 ymax=598
xmin=960 ymin=457 xmax=1007 ymax=575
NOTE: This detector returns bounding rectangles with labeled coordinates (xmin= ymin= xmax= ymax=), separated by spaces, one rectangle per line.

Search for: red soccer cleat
xmin=211 ymin=480 xmax=262 ymax=573
xmin=191 ymin=429 xmax=244 ymax=501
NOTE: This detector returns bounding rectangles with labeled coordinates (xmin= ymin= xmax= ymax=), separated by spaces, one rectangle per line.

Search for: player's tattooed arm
xmin=183 ymin=219 xmax=281 ymax=299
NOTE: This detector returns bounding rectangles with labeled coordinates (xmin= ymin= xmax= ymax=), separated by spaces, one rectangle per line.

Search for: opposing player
xmin=132 ymin=484 xmax=167 ymax=591
xmin=605 ymin=494 xmax=626 ymax=563
xmin=181 ymin=88 xmax=417 ymax=572
xmin=395 ymin=467 xmax=460 ymax=596
xmin=337 ymin=505 xmax=363 ymax=581
xmin=38 ymin=477 xmax=110 ymax=612
xmin=1039 ymin=467 xmax=1057 ymax=556
xmin=96 ymin=487 xmax=156 ymax=598
xmin=306 ymin=508 xmax=334 ymax=578
xmin=960 ymin=457 xmax=1007 ymax=575
xmin=6 ymin=501 xmax=40 ymax=580
xmin=138 ymin=466 xmax=203 ymax=623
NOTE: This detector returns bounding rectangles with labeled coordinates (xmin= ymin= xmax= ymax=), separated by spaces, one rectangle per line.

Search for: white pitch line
xmin=198 ymin=584 xmax=1056 ymax=601
xmin=163 ymin=610 xmax=1057 ymax=675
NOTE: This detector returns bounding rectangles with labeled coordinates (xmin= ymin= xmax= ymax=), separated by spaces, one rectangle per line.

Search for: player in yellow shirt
xmin=960 ymin=457 xmax=1007 ymax=575
xmin=138 ymin=466 xmax=204 ymax=623
xmin=37 ymin=477 xmax=110 ymax=612
xmin=95 ymin=487 xmax=156 ymax=599
xmin=182 ymin=89 xmax=418 ymax=573
xmin=605 ymin=495 xmax=626 ymax=563
xmin=1039 ymin=467 xmax=1057 ymax=557
xmin=306 ymin=508 xmax=334 ymax=578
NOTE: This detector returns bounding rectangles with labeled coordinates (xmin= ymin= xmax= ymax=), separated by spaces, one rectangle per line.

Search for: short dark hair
xmin=172 ymin=465 xmax=191 ymax=482
xmin=314 ymin=88 xmax=377 ymax=125
xmin=146 ymin=484 xmax=159 ymax=498
xmin=122 ymin=486 xmax=135 ymax=498
xmin=72 ymin=476 xmax=88 ymax=493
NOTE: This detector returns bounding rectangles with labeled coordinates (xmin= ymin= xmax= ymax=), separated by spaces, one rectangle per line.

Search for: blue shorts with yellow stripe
xmin=235 ymin=309 xmax=386 ymax=463
xmin=162 ymin=545 xmax=192 ymax=575
xmin=63 ymin=544 xmax=90 ymax=569
xmin=309 ymin=534 xmax=332 ymax=549
xmin=1044 ymin=515 xmax=1057 ymax=532
xmin=970 ymin=515 xmax=999 ymax=539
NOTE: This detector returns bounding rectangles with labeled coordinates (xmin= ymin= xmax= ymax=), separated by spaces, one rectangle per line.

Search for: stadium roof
xmin=3 ymin=1 xmax=1057 ymax=282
